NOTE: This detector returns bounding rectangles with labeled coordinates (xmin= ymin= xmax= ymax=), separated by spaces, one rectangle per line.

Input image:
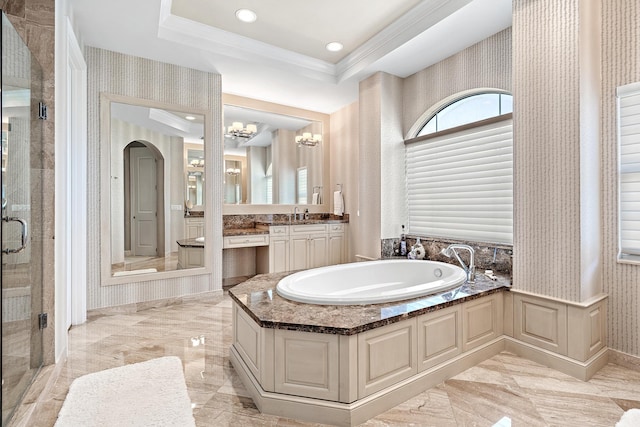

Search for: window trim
xmin=405 ymin=113 xmax=513 ymax=146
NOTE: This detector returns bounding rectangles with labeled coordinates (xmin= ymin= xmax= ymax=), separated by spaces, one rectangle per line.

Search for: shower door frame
xmin=0 ymin=10 xmax=46 ymax=425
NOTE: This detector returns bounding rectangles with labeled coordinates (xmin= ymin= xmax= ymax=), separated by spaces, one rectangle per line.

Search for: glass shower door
xmin=1 ymin=12 xmax=44 ymax=425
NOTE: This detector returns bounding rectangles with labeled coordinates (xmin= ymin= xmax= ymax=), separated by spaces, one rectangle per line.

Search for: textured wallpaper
xmin=512 ymin=0 xmax=583 ymax=301
xmin=86 ymin=48 xmax=222 ymax=309
xmin=601 ymin=0 xmax=640 ymax=356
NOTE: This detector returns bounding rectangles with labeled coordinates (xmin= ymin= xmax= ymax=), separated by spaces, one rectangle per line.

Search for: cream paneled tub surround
xmin=276 ymin=260 xmax=466 ymax=305
xmin=229 ymin=271 xmax=508 ymax=426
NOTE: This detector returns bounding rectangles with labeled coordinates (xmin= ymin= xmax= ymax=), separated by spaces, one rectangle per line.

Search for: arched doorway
xmin=123 ymin=140 xmax=165 ymax=259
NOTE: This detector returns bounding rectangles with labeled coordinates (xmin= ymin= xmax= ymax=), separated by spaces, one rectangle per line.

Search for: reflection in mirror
xmin=223 ymin=105 xmax=323 ymax=205
xmin=185 ymin=146 xmax=205 ymax=209
xmin=109 ymin=102 xmax=205 ymax=277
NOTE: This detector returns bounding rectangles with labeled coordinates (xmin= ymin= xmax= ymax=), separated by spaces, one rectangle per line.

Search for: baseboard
xmin=230 ymin=338 xmax=505 ymax=427
xmin=608 ymin=349 xmax=640 ymax=371
xmin=504 ymin=336 xmax=609 ymax=381
xmin=87 ymin=289 xmax=223 ymax=319
xmin=8 ymin=354 xmax=67 ymax=427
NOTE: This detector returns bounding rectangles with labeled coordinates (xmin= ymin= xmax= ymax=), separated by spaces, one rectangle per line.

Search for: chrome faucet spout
xmin=440 ymin=244 xmax=475 ymax=283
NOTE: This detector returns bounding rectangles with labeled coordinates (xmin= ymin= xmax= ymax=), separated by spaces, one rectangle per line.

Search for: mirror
xmin=223 ymin=103 xmax=324 ymax=205
xmin=185 ymin=145 xmax=205 ymax=208
xmin=108 ymin=100 xmax=206 ymax=278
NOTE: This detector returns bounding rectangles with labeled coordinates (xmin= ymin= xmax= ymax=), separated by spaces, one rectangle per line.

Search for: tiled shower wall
xmin=2 ymin=0 xmax=55 ymax=364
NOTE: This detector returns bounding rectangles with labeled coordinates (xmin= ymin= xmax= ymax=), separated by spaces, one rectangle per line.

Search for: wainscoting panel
xmin=358 ymin=319 xmax=417 ymax=398
xmin=514 ymin=293 xmax=568 ymax=355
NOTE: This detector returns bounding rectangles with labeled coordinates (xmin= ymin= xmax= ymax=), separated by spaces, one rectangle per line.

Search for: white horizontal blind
xmin=406 ymin=119 xmax=513 ymax=244
xmin=297 ymin=167 xmax=308 ymax=204
xmin=617 ymin=82 xmax=640 ymax=258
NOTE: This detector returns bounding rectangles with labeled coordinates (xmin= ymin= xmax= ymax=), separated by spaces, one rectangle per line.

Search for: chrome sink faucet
xmin=293 ymin=206 xmax=302 ymax=221
xmin=440 ymin=244 xmax=475 ymax=283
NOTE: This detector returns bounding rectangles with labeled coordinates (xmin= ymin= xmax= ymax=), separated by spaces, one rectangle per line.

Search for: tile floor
xmin=15 ymin=291 xmax=640 ymax=426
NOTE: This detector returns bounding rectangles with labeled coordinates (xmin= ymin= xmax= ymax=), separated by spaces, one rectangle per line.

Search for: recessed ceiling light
xmin=185 ymin=115 xmax=195 ymax=121
xmin=236 ymin=9 xmax=257 ymax=23
xmin=326 ymin=42 xmax=343 ymax=52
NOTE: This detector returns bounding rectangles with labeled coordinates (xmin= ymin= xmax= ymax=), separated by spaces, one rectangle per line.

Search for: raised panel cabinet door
xmin=290 ymin=235 xmax=309 ymax=270
xmin=328 ymin=233 xmax=345 ymax=265
xmin=308 ymin=234 xmax=328 ymax=268
xmin=269 ymin=237 xmax=290 ymax=273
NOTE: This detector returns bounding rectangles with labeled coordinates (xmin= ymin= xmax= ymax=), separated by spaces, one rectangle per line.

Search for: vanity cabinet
xmin=177 ymin=246 xmax=204 ymax=269
xmin=328 ymin=223 xmax=347 ymax=266
xmin=268 ymin=226 xmax=290 ymax=273
xmin=266 ymin=223 xmax=347 ymax=273
xmin=289 ymin=224 xmax=329 ymax=271
xmin=185 ymin=216 xmax=204 ymax=239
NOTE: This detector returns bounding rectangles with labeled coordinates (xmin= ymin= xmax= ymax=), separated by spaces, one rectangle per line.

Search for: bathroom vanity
xmin=229 ymin=272 xmax=509 ymax=426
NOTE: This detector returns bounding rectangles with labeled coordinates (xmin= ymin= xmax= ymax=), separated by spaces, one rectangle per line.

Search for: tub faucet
xmin=440 ymin=244 xmax=475 ymax=283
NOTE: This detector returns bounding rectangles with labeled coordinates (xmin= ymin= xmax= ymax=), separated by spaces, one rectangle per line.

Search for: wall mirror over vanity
xmin=223 ymin=100 xmax=324 ymax=207
xmin=100 ymin=93 xmax=213 ymax=286
xmin=221 ymin=95 xmax=347 ymax=286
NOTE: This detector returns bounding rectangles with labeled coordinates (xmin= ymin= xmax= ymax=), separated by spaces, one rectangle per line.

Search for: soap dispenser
xmin=414 ymin=237 xmax=425 ymax=260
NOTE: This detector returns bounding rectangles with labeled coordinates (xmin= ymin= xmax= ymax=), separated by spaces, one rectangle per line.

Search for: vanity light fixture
xmin=326 ymin=41 xmax=343 ymax=52
xmin=226 ymin=122 xmax=257 ymax=139
xmin=226 ymin=168 xmax=241 ymax=176
xmin=235 ymin=8 xmax=257 ymax=23
xmin=295 ymin=132 xmax=322 ymax=147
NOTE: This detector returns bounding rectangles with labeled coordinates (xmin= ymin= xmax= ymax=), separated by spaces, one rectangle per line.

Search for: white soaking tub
xmin=276 ymin=259 xmax=467 ymax=305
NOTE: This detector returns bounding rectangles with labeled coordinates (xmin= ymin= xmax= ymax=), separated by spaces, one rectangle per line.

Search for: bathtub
xmin=276 ymin=259 xmax=467 ymax=305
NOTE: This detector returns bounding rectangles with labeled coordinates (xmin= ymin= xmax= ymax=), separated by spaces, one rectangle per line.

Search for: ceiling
xmin=70 ymin=0 xmax=512 ymax=113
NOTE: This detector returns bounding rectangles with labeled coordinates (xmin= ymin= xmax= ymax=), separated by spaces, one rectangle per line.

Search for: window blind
xmin=297 ymin=167 xmax=308 ymax=204
xmin=406 ymin=118 xmax=513 ymax=244
xmin=617 ymin=82 xmax=640 ymax=259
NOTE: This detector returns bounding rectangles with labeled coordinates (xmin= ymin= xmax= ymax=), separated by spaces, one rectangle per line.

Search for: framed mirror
xmin=222 ymin=94 xmax=330 ymax=214
xmin=100 ymin=93 xmax=210 ymax=285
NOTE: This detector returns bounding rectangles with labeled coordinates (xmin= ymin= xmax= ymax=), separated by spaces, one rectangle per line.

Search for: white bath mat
xmin=55 ymin=356 xmax=195 ymax=427
xmin=616 ymin=408 xmax=640 ymax=427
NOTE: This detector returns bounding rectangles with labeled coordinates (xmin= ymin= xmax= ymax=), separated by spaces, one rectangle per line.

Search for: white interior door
xmin=130 ymin=146 xmax=157 ymax=256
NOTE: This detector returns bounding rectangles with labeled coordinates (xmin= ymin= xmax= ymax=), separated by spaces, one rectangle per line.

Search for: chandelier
xmin=295 ymin=132 xmax=322 ymax=147
xmin=226 ymin=122 xmax=257 ymax=139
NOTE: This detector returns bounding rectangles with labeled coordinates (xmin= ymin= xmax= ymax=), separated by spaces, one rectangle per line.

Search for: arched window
xmin=405 ymin=91 xmax=513 ymax=244
xmin=418 ymin=93 xmax=513 ymax=136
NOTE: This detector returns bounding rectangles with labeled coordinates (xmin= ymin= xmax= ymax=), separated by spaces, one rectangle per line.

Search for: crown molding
xmin=334 ymin=0 xmax=472 ymax=82
xmin=158 ymin=0 xmax=471 ymax=85
xmin=157 ymin=0 xmax=337 ymax=83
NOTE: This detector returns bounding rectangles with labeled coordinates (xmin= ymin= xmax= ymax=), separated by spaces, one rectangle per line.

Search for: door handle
xmin=2 ymin=216 xmax=28 ymax=254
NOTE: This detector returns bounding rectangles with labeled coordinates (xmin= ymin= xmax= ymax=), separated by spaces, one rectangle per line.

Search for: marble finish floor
xmin=16 ymin=292 xmax=640 ymax=426
xmin=111 ymin=252 xmax=179 ymax=274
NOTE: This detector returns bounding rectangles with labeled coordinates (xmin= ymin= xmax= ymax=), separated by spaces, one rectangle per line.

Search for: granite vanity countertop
xmin=255 ymin=218 xmax=349 ymax=226
xmin=228 ymin=271 xmax=510 ymax=336
xmin=223 ymin=227 xmax=269 ymax=237
xmin=184 ymin=211 xmax=204 ymax=218
xmin=176 ymin=238 xmax=204 ymax=248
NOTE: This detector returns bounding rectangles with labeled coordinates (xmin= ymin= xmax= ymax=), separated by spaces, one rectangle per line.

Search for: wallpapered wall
xmin=601 ymin=0 xmax=640 ymax=357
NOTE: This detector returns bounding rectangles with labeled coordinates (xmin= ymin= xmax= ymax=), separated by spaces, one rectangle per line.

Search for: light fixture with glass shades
xmin=226 ymin=122 xmax=257 ymax=139
xmin=295 ymin=132 xmax=322 ymax=147
xmin=226 ymin=167 xmax=241 ymax=176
